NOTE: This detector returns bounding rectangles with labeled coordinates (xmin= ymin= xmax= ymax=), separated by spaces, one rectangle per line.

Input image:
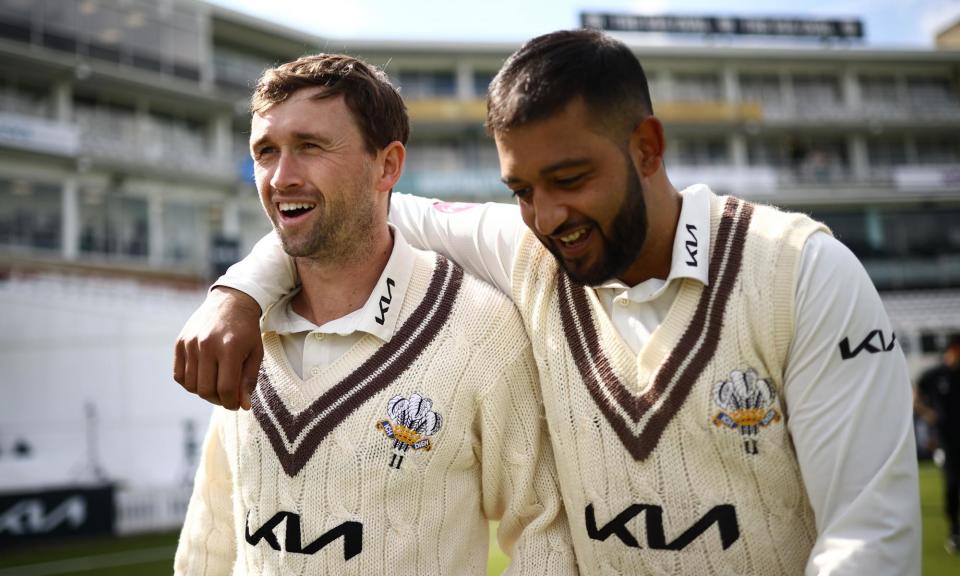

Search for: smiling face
xmin=496 ymin=98 xmax=648 ymax=286
xmin=250 ymin=87 xmax=381 ymax=262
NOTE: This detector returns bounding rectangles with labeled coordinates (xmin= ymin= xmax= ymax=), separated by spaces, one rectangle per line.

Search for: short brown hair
xmin=252 ymin=54 xmax=409 ymax=153
xmin=486 ymin=29 xmax=653 ymax=137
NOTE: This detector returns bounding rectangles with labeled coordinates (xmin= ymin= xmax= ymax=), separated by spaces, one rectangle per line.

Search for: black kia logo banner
xmin=0 ymin=485 xmax=115 ymax=547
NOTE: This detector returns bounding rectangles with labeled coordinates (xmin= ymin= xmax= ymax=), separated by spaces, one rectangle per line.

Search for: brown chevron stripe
xmin=558 ymin=197 xmax=753 ymax=461
xmin=252 ymin=254 xmax=464 ymax=477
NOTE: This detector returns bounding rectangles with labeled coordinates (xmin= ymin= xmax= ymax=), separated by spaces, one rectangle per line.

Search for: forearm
xmin=786 ymin=234 xmax=920 ymax=574
xmin=214 ymin=231 xmax=297 ymax=313
xmin=389 ymin=193 xmax=522 ymax=295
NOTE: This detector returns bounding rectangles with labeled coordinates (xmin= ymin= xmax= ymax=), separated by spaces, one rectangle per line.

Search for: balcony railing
xmin=0 ymin=112 xmax=79 ymax=157
xmin=75 ymin=111 xmax=232 ymax=178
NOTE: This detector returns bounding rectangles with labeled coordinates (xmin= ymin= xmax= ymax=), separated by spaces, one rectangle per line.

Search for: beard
xmin=271 ymin=185 xmax=377 ymax=264
xmin=542 ymin=162 xmax=648 ymax=286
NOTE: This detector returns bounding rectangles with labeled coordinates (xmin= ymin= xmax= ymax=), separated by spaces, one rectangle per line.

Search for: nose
xmin=269 ymin=152 xmax=304 ymax=192
xmin=530 ymin=190 xmax=569 ymax=236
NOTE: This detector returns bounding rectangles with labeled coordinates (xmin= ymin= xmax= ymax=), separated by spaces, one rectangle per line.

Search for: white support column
xmin=723 ymin=65 xmax=739 ymax=103
xmin=195 ymin=5 xmax=214 ymax=89
xmin=209 ymin=113 xmax=232 ymax=167
xmin=780 ymin=70 xmax=795 ymax=115
xmin=730 ymin=133 xmax=748 ymax=169
xmin=895 ymin=72 xmax=909 ymax=108
xmin=221 ymin=194 xmax=241 ymax=238
xmin=848 ymin=134 xmax=869 ymax=181
xmin=52 ymin=80 xmax=72 ymax=122
xmin=148 ymin=193 xmax=164 ymax=267
xmin=657 ymin=70 xmax=675 ymax=103
xmin=455 ymin=60 xmax=473 ymax=100
xmin=62 ymin=177 xmax=78 ymax=260
xmin=843 ymin=66 xmax=861 ymax=112
xmin=905 ymin=134 xmax=918 ymax=164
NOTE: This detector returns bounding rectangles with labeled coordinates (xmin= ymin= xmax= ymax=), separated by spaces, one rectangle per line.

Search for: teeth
xmin=560 ymin=229 xmax=585 ymax=243
xmin=278 ymin=202 xmax=316 ymax=212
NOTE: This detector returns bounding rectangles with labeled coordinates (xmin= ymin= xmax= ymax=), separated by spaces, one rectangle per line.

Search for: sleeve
xmin=477 ymin=340 xmax=579 ymax=575
xmin=214 ymin=232 xmax=297 ymax=313
xmin=214 ymin=194 xmax=526 ymax=307
xmin=389 ymin=193 xmax=526 ymax=295
xmin=174 ymin=409 xmax=237 ymax=576
xmin=782 ymin=232 xmax=921 ymax=576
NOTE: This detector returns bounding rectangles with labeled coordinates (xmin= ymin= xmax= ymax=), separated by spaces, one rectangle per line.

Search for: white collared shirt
xmin=593 ymin=184 xmax=712 ymax=353
xmin=260 ymin=225 xmax=414 ymax=378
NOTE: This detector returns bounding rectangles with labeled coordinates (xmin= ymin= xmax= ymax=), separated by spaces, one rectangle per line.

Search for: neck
xmin=292 ymin=224 xmax=393 ymax=326
xmin=618 ymin=178 xmax=682 ymax=286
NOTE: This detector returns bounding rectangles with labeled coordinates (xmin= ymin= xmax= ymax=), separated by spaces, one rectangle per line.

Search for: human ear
xmin=376 ymin=141 xmax=406 ymax=193
xmin=629 ymin=116 xmax=665 ymax=177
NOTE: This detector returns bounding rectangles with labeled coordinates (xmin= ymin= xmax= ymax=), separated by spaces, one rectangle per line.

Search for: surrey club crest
xmin=376 ymin=393 xmax=442 ymax=469
xmin=712 ymin=368 xmax=781 ymax=455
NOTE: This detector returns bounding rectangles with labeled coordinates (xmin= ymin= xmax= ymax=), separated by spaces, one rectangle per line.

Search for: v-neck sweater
xmin=176 ymin=249 xmax=577 ymax=576
xmin=513 ymin=193 xmax=827 ymax=575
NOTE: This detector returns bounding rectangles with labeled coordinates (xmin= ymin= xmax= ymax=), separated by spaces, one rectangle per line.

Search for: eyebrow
xmin=501 ymin=157 xmax=593 ymax=184
xmin=249 ymin=131 xmax=336 ymax=151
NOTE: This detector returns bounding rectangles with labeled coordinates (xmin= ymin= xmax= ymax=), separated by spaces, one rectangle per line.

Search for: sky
xmin=206 ymin=0 xmax=960 ymax=48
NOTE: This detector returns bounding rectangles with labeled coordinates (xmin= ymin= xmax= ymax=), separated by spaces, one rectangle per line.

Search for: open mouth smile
xmin=553 ymin=225 xmax=593 ymax=255
xmin=277 ymin=202 xmax=317 ymax=222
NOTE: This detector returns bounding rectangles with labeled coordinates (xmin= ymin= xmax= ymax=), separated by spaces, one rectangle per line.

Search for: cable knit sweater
xmin=175 ymin=250 xmax=577 ymax=575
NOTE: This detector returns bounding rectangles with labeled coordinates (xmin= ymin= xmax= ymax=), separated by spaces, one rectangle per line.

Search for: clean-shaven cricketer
xmin=175 ymin=30 xmax=921 ymax=575
xmin=173 ymin=53 xmax=577 ymax=575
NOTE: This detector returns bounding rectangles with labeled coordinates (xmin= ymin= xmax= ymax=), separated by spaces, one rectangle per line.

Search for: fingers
xmin=183 ymin=338 xmax=200 ymax=396
xmin=173 ymin=338 xmax=187 ymax=388
xmin=196 ymin=350 xmax=221 ymax=407
xmin=173 ymin=287 xmax=263 ymax=408
xmin=217 ymin=350 xmax=244 ymax=411
xmin=239 ymin=342 xmax=264 ymax=411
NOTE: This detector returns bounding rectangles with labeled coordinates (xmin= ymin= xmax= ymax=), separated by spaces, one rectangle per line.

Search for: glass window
xmin=740 ymin=74 xmax=781 ymax=105
xmin=162 ymin=200 xmax=204 ymax=267
xmin=673 ymin=73 xmax=722 ymax=102
xmin=40 ymin=0 xmax=78 ymax=36
xmin=214 ymin=49 xmax=272 ymax=90
xmin=674 ymin=138 xmax=728 ymax=165
xmin=238 ymin=208 xmax=272 ymax=258
xmin=78 ymin=188 xmax=149 ymax=259
xmin=907 ymin=77 xmax=955 ymax=106
xmin=0 ymin=178 xmax=61 ymax=251
xmin=786 ymin=137 xmax=848 ymax=181
xmin=396 ymin=71 xmax=456 ymax=99
xmin=794 ymin=74 xmax=841 ymax=108
xmin=473 ymin=71 xmax=496 ymax=98
xmin=0 ymin=82 xmax=51 ymax=118
xmin=746 ymin=139 xmax=787 ymax=167
xmin=0 ymin=0 xmax=33 ymax=21
xmin=866 ymin=137 xmax=907 ymax=166
xmin=915 ymin=136 xmax=960 ymax=164
xmin=860 ymin=75 xmax=899 ymax=105
xmin=816 ymin=211 xmax=871 ymax=255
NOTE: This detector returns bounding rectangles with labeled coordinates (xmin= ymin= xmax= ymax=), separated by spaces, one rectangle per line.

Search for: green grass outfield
xmin=1 ymin=462 xmax=956 ymax=575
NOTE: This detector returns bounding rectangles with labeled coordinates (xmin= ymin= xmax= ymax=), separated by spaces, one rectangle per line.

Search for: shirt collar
xmin=597 ymin=183 xmax=712 ymax=301
xmin=262 ymin=224 xmax=415 ymax=343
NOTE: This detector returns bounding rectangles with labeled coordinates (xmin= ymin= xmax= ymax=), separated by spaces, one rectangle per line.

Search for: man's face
xmin=250 ymin=88 xmax=379 ymax=261
xmin=495 ymin=98 xmax=647 ymax=286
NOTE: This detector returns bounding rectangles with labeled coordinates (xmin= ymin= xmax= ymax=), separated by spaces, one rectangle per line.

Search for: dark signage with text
xmin=0 ymin=485 xmax=115 ymax=547
xmin=581 ymin=13 xmax=864 ymax=40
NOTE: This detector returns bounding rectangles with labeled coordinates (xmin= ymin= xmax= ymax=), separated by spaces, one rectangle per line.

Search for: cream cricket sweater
xmin=175 ymin=250 xmax=577 ymax=575
xmin=513 ymin=193 xmax=827 ymax=575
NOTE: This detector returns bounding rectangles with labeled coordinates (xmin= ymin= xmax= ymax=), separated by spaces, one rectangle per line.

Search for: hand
xmin=174 ymin=287 xmax=263 ymax=410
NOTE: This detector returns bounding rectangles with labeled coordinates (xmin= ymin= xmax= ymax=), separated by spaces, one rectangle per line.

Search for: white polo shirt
xmin=260 ymin=226 xmax=414 ymax=378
